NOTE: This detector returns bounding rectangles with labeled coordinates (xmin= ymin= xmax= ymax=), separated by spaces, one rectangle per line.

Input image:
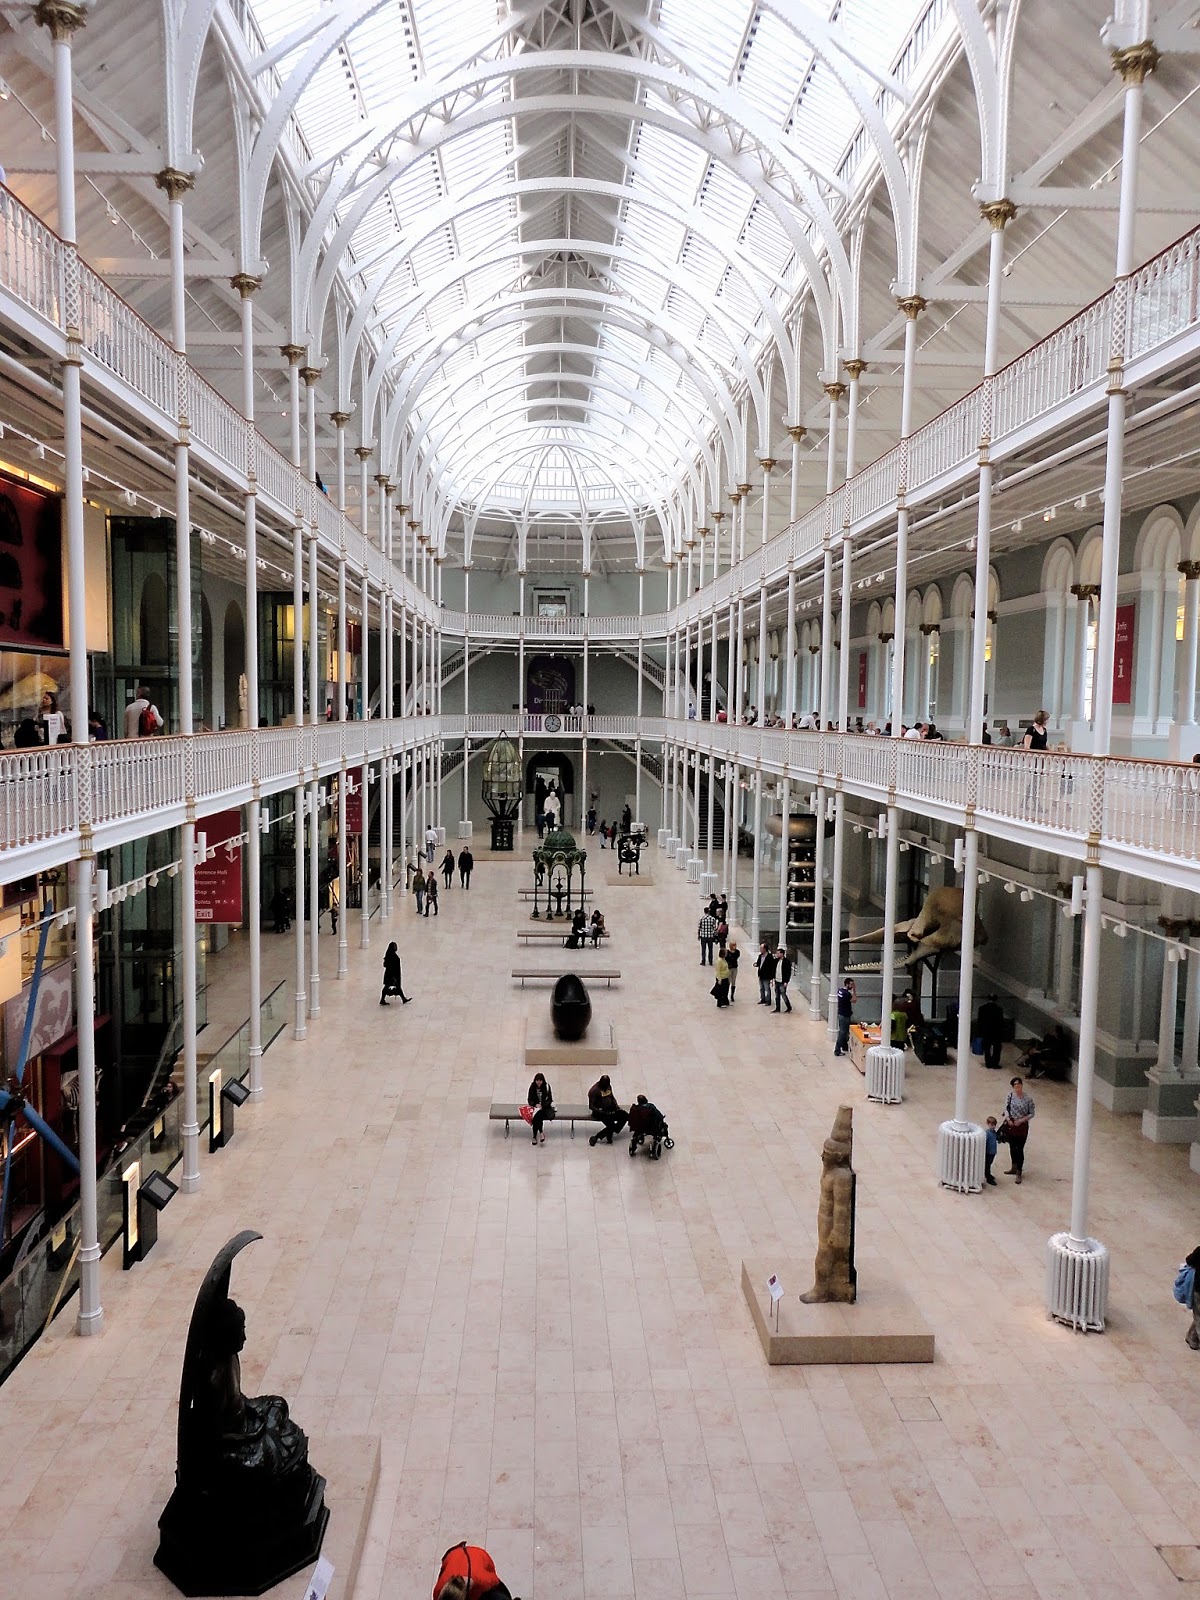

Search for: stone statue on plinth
xmin=799 ymin=1106 xmax=857 ymax=1305
xmin=155 ymin=1231 xmax=328 ymax=1596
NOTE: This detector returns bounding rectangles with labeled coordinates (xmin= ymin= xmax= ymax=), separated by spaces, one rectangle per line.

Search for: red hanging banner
xmin=1112 ymin=603 xmax=1135 ymax=705
xmin=857 ymin=651 xmax=868 ymax=710
xmin=195 ymin=809 xmax=244 ymax=924
xmin=345 ymin=768 xmax=364 ymax=834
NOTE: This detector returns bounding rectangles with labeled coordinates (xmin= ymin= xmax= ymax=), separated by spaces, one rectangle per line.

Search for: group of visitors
xmin=564 ymin=906 xmax=606 ymax=948
xmin=521 ymin=1072 xmax=667 ymax=1150
xmin=984 ymin=1077 xmax=1035 ymax=1185
xmin=411 ymin=846 xmax=473 ymax=914
xmin=752 ymin=941 xmax=793 ymax=1013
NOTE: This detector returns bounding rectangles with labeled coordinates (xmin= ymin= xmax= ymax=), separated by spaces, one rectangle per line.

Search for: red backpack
xmin=138 ymin=703 xmax=158 ymax=737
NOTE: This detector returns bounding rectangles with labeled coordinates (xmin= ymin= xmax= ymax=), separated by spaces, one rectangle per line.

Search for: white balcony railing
xmin=3 ymin=720 xmax=1199 ymax=889
xmin=5 ymin=192 xmax=1200 ymax=660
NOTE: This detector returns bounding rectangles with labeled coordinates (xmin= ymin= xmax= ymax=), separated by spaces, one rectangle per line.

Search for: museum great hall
xmin=3 ymin=2 xmax=1200 ymax=1597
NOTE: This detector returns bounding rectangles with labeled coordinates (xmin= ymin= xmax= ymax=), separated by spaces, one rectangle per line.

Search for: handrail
xmin=3 ymin=719 xmax=1199 ymax=887
xmin=4 ymin=191 xmax=1200 ymax=654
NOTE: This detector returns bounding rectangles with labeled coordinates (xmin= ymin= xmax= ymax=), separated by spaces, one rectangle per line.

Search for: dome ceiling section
xmin=243 ymin=0 xmax=925 ymax=535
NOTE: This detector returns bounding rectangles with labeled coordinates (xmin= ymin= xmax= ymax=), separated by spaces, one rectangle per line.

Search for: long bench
xmin=515 ymin=927 xmax=610 ymax=945
xmin=516 ymin=889 xmax=594 ymax=901
xmin=489 ymin=1102 xmax=594 ymax=1137
xmin=511 ymin=969 xmax=621 ymax=987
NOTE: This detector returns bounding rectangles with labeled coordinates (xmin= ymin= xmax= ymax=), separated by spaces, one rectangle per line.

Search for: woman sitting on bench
xmin=564 ymin=908 xmax=588 ymax=948
xmin=526 ymin=1073 xmax=555 ymax=1144
xmin=589 ymin=909 xmax=607 ymax=945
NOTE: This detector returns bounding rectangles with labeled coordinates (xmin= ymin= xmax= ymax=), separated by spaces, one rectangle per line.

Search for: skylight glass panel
xmin=737 ymin=11 xmax=814 ymax=129
xmin=656 ymin=0 xmax=747 ymax=86
xmin=411 ymin=0 xmax=510 ymax=79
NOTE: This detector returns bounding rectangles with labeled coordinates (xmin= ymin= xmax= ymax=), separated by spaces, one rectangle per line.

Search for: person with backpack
xmin=1178 ymin=1245 xmax=1200 ymax=1349
xmin=125 ymin=685 xmax=163 ymax=738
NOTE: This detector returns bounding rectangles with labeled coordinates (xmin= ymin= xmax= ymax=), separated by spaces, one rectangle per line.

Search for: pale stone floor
xmin=4 ymin=849 xmax=1200 ymax=1600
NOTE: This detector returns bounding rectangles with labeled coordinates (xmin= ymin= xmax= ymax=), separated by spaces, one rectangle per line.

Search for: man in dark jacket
xmin=756 ymin=942 xmax=776 ymax=1004
xmin=458 ymin=846 xmax=474 ymax=888
xmin=773 ymin=947 xmax=793 ymax=1013
xmin=587 ymin=1074 xmax=627 ymax=1145
xmin=977 ymin=994 xmax=1005 ymax=1071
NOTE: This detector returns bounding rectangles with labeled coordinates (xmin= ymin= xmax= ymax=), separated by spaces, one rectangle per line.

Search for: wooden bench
xmin=516 ymin=889 xmax=594 ymax=901
xmin=489 ymin=1102 xmax=595 ymax=1137
xmin=510 ymin=969 xmax=621 ymax=988
xmin=515 ymin=927 xmax=610 ymax=945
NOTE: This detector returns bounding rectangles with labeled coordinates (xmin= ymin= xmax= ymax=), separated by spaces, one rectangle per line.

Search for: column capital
xmin=786 ymin=423 xmax=808 ymax=443
xmin=281 ymin=343 xmax=307 ymax=366
xmin=1179 ymin=561 xmax=1200 ymax=581
xmin=1070 ymin=582 xmax=1100 ymax=601
xmin=979 ymin=197 xmax=1018 ymax=231
xmin=374 ymin=473 xmax=391 ymax=488
xmin=330 ymin=410 xmax=351 ymax=428
xmin=918 ymin=622 xmax=940 ymax=636
xmin=896 ymin=294 xmax=927 ymax=320
xmin=878 ymin=631 xmax=894 ymax=644
xmin=396 ymin=503 xmax=410 ymax=516
xmin=757 ymin=458 xmax=778 ymax=473
xmin=33 ymin=1 xmax=87 ymax=39
xmin=300 ymin=365 xmax=321 ymax=387
xmin=728 ymin=489 xmax=742 ymax=505
xmin=353 ymin=444 xmax=373 ymax=461
xmin=737 ymin=481 xmax=752 ymax=497
xmin=154 ymin=167 xmax=196 ymax=202
xmin=823 ymin=381 xmax=847 ymax=403
xmin=696 ymin=525 xmax=711 ymax=539
xmin=1112 ymin=40 xmax=1160 ymax=83
xmin=711 ymin=509 xmax=726 ymax=523
xmin=230 ymin=272 xmax=261 ymax=298
xmin=843 ymin=359 xmax=868 ymax=381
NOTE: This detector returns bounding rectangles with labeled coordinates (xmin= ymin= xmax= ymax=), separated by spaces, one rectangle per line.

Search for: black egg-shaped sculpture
xmin=551 ymin=973 xmax=592 ymax=1041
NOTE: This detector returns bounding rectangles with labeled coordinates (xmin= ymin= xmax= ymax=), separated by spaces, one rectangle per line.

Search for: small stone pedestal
xmin=741 ymin=1260 xmax=934 ymax=1365
xmin=700 ymin=871 xmax=718 ymax=895
xmin=1046 ymin=1231 xmax=1109 ymax=1332
xmin=675 ymin=845 xmax=687 ymax=869
xmin=687 ymin=857 xmax=702 ymax=882
xmin=936 ymin=1119 xmax=985 ymax=1192
xmin=657 ymin=827 xmax=670 ymax=848
xmin=865 ymin=1045 xmax=905 ymax=1103
xmin=827 ymin=992 xmax=839 ymax=1040
xmin=457 ymin=821 xmax=473 ymax=840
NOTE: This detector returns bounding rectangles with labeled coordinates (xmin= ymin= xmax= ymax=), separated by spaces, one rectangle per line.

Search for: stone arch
xmin=1041 ymin=537 xmax=1076 ymax=595
xmin=1135 ymin=503 xmax=1185 ymax=573
xmin=1077 ymin=527 xmax=1104 ymax=588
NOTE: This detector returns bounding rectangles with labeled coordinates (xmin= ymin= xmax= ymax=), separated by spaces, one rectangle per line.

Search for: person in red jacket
xmin=433 ymin=1543 xmax=515 ymax=1600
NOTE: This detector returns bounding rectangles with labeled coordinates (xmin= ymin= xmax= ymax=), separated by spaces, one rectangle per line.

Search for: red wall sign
xmin=1112 ymin=603 xmax=1135 ymax=706
xmin=195 ymin=809 xmax=244 ymax=924
xmin=345 ymin=768 xmax=364 ymax=835
xmin=857 ymin=651 xmax=868 ymax=710
xmin=0 ymin=473 xmax=64 ymax=649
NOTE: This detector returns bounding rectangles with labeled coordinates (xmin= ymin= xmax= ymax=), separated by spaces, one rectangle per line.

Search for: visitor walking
xmin=697 ymin=909 xmax=717 ymax=965
xmin=1183 ymin=1244 xmax=1200 ymax=1350
xmin=755 ymin=942 xmax=776 ymax=1005
xmin=527 ymin=1072 xmax=554 ymax=1145
xmin=773 ymin=947 xmax=793 ymax=1013
xmin=413 ymin=864 xmax=426 ymax=915
xmin=1002 ymin=1076 xmax=1035 ymax=1183
xmin=125 ymin=684 xmax=163 ymax=739
xmin=458 ymin=846 xmax=473 ymax=888
xmin=380 ymin=942 xmax=411 ymax=1005
xmin=834 ymin=976 xmax=856 ymax=1055
xmin=424 ymin=869 xmax=439 ymax=916
xmin=433 ymin=1541 xmax=515 ymax=1600
xmin=441 ymin=849 xmax=455 ymax=889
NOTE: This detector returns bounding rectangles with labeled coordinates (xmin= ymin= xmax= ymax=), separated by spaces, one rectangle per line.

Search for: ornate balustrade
xmin=3 ymin=720 xmax=1198 ymax=890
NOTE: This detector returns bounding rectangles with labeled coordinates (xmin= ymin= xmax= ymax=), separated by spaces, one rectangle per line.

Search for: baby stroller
xmin=627 ymin=1097 xmax=674 ymax=1160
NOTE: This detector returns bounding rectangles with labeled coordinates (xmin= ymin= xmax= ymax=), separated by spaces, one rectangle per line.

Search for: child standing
xmin=985 ymin=1116 xmax=999 ymax=1186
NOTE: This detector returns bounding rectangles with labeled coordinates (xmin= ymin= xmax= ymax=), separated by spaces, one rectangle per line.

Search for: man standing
xmin=697 ymin=909 xmax=717 ymax=966
xmin=458 ymin=845 xmax=474 ymax=888
xmin=977 ymin=993 xmax=1005 ymax=1071
xmin=125 ymin=684 xmax=163 ymax=738
xmin=425 ymin=823 xmax=438 ymax=863
xmin=773 ymin=947 xmax=793 ymax=1013
xmin=834 ymin=977 xmax=856 ymax=1056
xmin=755 ymin=942 xmax=776 ymax=1004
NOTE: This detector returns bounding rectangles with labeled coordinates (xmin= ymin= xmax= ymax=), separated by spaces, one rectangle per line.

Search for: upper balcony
xmin=2 ymin=718 xmax=1197 ymax=894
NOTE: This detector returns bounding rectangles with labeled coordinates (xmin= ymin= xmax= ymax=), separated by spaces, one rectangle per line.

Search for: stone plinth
xmin=741 ymin=1260 xmax=934 ymax=1365
xmin=523 ymin=1013 xmax=618 ymax=1067
xmin=606 ymin=869 xmax=655 ymax=887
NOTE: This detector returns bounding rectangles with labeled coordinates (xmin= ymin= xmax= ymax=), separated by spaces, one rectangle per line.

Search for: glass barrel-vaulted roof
xmin=246 ymin=0 xmax=940 ymax=538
